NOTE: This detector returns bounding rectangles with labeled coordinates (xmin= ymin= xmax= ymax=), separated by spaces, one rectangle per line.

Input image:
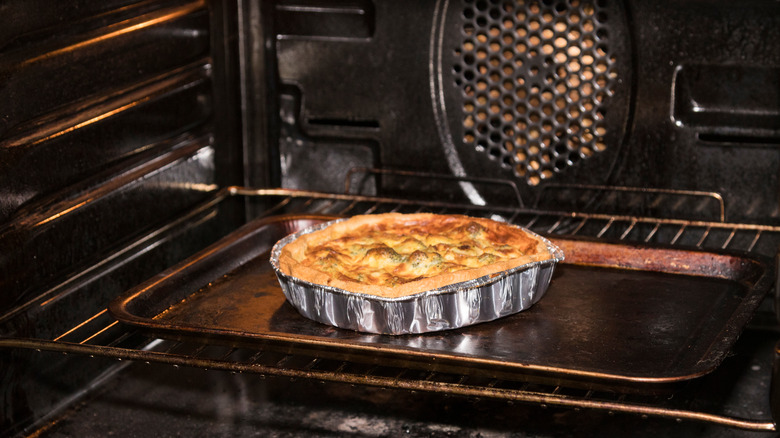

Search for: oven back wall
xmin=0 ymin=0 xmax=244 ymax=432
xmin=272 ymin=0 xmax=780 ymax=221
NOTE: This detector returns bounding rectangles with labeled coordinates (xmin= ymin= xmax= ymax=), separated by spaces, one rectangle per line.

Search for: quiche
xmin=276 ymin=213 xmax=555 ymax=299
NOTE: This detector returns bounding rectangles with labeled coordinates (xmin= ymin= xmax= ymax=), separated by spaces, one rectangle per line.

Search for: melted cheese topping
xmin=292 ymin=215 xmax=541 ymax=288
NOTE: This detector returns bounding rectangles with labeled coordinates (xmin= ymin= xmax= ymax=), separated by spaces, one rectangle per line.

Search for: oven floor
xmin=33 ymin=328 xmax=777 ymax=438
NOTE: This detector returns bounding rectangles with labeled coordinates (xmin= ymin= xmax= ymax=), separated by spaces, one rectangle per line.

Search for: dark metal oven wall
xmin=272 ymin=0 xmax=780 ymax=221
xmin=0 ymin=0 xmax=245 ymax=433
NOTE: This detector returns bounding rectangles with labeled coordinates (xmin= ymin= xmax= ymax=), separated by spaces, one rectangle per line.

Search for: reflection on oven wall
xmin=271 ymin=0 xmax=780 ymax=222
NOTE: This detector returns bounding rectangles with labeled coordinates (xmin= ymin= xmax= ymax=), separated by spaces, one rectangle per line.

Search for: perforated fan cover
xmin=446 ymin=0 xmax=624 ymax=187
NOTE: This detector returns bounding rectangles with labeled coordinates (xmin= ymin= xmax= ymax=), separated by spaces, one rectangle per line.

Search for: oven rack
xmin=238 ymin=186 xmax=776 ymax=251
xmin=3 ymin=186 xmax=780 ymax=432
xmin=4 ymin=334 xmax=777 ymax=432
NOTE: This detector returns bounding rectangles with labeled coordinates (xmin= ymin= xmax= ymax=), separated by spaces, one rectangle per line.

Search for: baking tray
xmin=109 ymin=214 xmax=773 ymax=393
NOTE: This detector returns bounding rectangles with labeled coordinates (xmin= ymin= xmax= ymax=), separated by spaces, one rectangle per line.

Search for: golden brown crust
xmin=277 ymin=213 xmax=553 ymax=298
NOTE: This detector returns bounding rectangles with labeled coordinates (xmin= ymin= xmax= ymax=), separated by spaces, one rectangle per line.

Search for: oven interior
xmin=1 ymin=0 xmax=780 ymax=436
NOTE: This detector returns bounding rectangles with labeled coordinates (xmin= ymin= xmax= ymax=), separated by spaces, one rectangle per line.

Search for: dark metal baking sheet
xmin=109 ymin=215 xmax=772 ymax=392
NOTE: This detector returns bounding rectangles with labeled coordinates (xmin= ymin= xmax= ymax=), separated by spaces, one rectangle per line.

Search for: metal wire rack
xmin=2 ymin=185 xmax=780 ymax=432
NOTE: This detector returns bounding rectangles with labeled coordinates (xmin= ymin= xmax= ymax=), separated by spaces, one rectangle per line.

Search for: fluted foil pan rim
xmin=270 ymin=217 xmax=563 ymax=334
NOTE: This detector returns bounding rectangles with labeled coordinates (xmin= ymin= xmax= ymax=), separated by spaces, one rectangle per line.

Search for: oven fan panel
xmin=271 ymin=0 xmax=631 ymax=202
xmin=438 ymin=0 xmax=630 ymax=190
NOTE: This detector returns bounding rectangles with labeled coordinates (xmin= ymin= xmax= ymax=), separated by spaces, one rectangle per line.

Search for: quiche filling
xmin=303 ymin=221 xmax=533 ymax=287
xmin=277 ymin=213 xmax=553 ymax=298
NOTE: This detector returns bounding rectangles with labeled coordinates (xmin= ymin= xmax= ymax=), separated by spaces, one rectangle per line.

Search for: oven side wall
xmin=0 ymin=0 xmax=249 ymax=433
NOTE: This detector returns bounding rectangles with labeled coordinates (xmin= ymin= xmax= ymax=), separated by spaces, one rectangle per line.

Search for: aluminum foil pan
xmin=270 ymin=218 xmax=564 ymax=335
